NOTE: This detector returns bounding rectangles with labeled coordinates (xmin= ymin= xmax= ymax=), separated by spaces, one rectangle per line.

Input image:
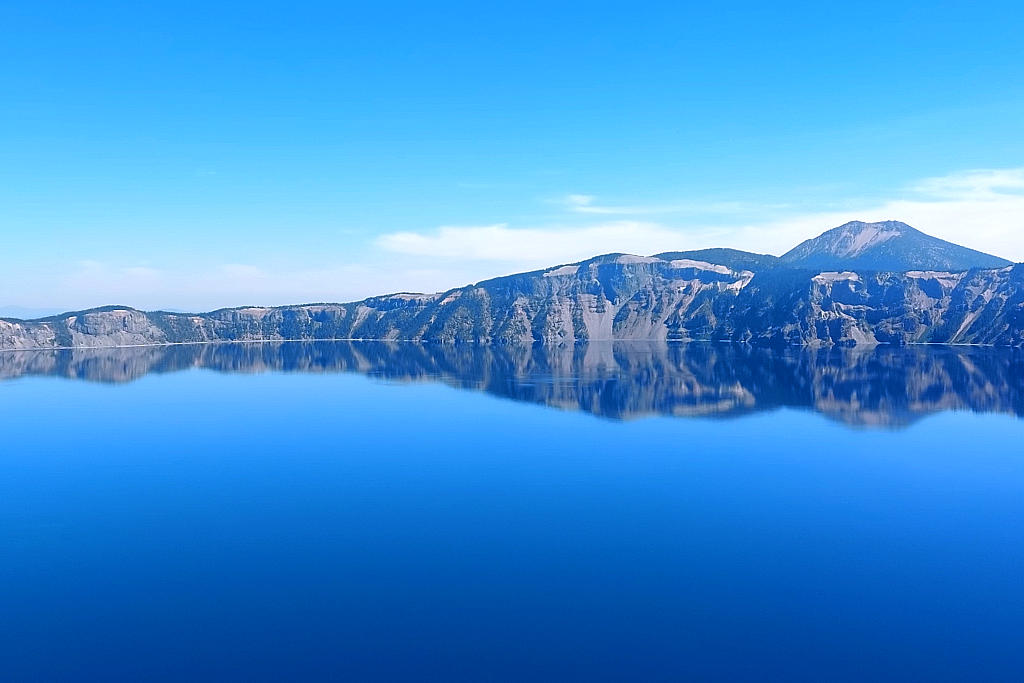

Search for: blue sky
xmin=2 ymin=1 xmax=1024 ymax=313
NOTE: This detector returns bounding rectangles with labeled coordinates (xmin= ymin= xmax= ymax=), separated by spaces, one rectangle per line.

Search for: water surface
xmin=1 ymin=342 xmax=1022 ymax=681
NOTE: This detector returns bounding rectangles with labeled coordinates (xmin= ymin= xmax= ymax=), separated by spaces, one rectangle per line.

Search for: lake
xmin=2 ymin=341 xmax=1023 ymax=681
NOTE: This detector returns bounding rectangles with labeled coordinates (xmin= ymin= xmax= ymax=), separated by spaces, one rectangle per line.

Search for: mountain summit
xmin=781 ymin=220 xmax=1011 ymax=271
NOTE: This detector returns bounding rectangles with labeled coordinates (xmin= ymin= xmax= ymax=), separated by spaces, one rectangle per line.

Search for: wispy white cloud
xmin=9 ymin=167 xmax=1023 ymax=314
xmin=909 ymin=168 xmax=1024 ymax=199
xmin=560 ymin=193 xmax=755 ymax=216
xmin=564 ymin=194 xmax=597 ymax=209
xmin=55 ymin=260 xmax=395 ymax=312
xmin=379 ymin=167 xmax=1024 ymax=271
xmin=377 ymin=221 xmax=688 ymax=267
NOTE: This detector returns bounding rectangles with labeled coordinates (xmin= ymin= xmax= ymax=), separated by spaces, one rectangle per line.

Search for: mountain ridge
xmin=2 ymin=221 xmax=1023 ymax=349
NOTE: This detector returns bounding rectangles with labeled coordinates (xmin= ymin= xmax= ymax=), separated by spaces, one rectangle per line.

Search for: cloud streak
xmin=380 ymin=168 xmax=1024 ymax=270
xmin=7 ymin=167 xmax=1023 ymax=314
xmin=377 ymin=221 xmax=689 ymax=266
xmin=560 ymin=193 xmax=750 ymax=216
xmin=909 ymin=168 xmax=1024 ymax=199
xmin=56 ymin=260 xmax=400 ymax=312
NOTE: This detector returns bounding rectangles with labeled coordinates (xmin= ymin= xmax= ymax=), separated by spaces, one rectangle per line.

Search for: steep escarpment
xmin=721 ymin=265 xmax=1024 ymax=346
xmin=0 ymin=255 xmax=759 ymax=348
xmin=2 ymin=222 xmax=1023 ymax=349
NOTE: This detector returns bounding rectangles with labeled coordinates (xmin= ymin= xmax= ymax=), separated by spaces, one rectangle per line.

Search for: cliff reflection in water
xmin=2 ymin=341 xmax=1023 ymax=427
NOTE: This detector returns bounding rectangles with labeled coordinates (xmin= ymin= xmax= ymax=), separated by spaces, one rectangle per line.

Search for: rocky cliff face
xmin=2 ymin=222 xmax=1023 ymax=349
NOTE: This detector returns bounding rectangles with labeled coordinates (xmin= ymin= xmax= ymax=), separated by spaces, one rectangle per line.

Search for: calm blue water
xmin=1 ymin=342 xmax=1023 ymax=681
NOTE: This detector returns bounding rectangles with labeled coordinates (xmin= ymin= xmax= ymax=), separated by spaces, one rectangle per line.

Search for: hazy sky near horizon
xmin=2 ymin=1 xmax=1024 ymax=313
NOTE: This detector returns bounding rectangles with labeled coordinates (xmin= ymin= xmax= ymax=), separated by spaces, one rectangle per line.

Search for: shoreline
xmin=1 ymin=338 xmax=1020 ymax=353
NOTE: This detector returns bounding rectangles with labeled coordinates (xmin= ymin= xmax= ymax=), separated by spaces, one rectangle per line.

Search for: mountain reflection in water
xmin=2 ymin=341 xmax=1022 ymax=427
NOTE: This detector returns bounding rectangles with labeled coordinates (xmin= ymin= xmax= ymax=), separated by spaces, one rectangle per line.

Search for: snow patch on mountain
xmin=906 ymin=271 xmax=965 ymax=289
xmin=813 ymin=272 xmax=861 ymax=284
xmin=669 ymin=259 xmax=733 ymax=275
xmin=615 ymin=255 xmax=660 ymax=264
xmin=725 ymin=271 xmax=756 ymax=291
xmin=543 ymin=265 xmax=580 ymax=277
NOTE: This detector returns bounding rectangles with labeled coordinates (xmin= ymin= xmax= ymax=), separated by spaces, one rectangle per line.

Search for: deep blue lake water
xmin=2 ymin=342 xmax=1023 ymax=681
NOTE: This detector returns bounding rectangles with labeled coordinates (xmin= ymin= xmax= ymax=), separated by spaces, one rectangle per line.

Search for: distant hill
xmin=652 ymin=248 xmax=780 ymax=272
xmin=2 ymin=221 xmax=1022 ymax=349
xmin=781 ymin=220 xmax=1011 ymax=271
